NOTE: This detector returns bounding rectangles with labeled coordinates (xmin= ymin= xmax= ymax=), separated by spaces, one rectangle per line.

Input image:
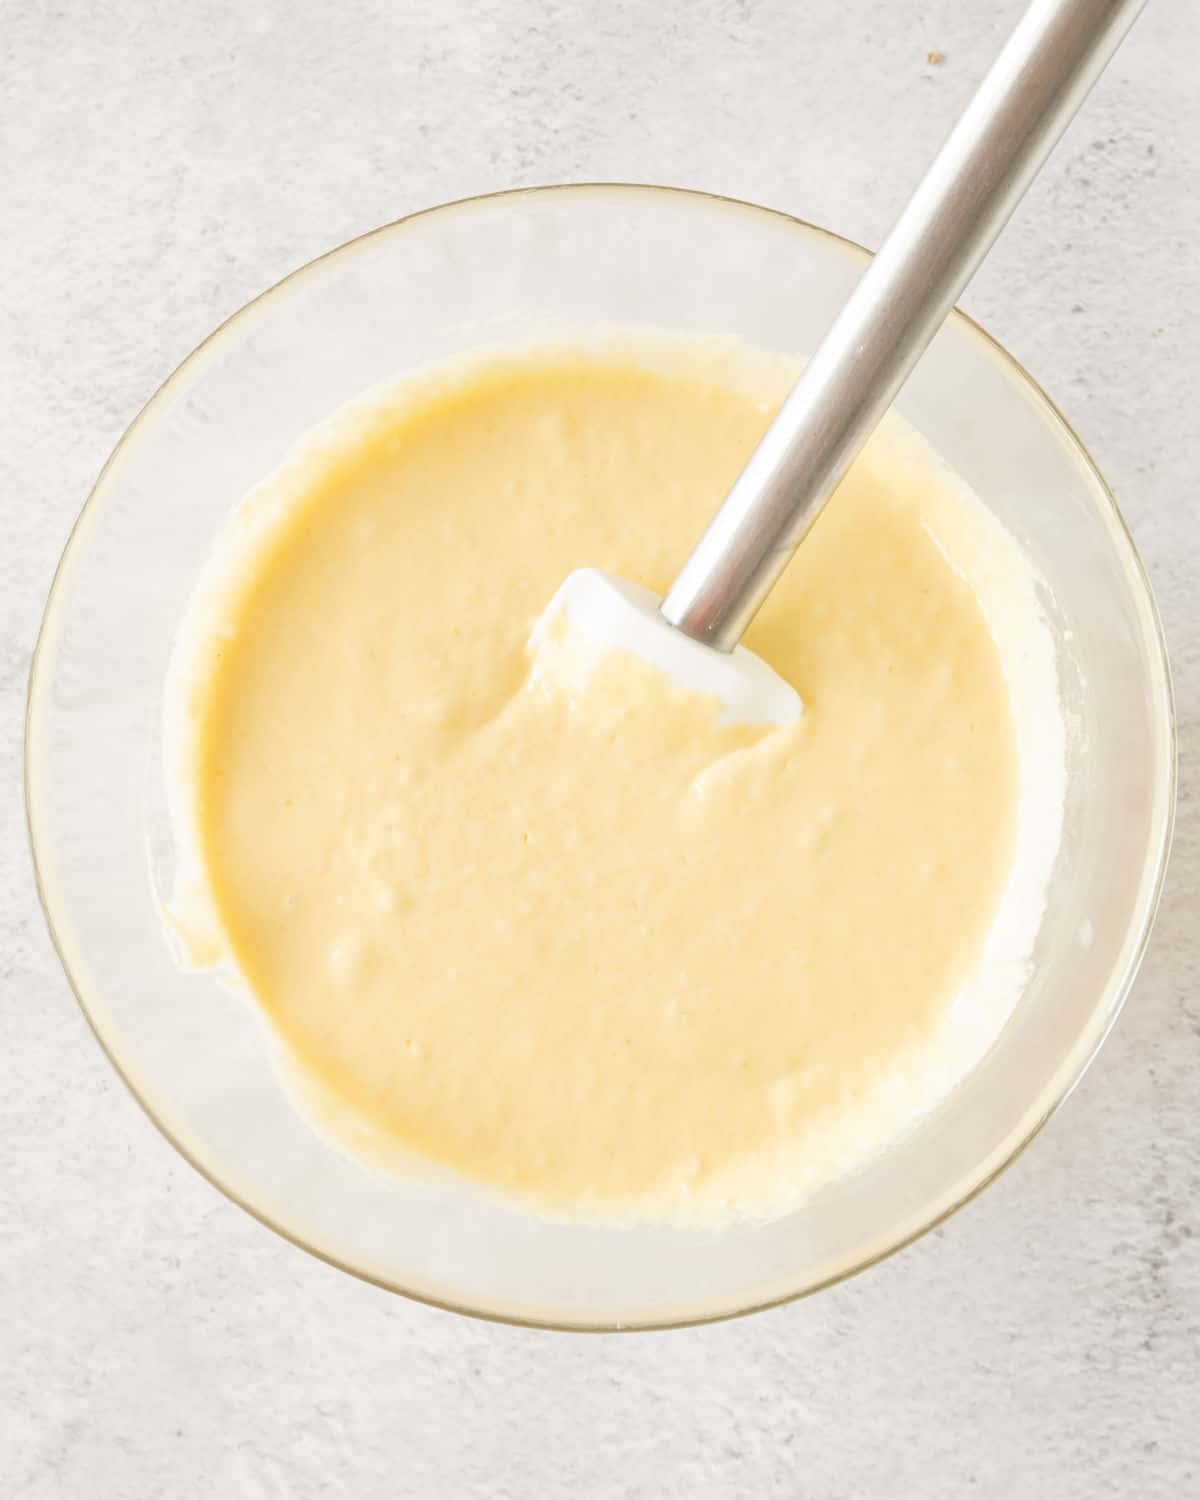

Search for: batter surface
xmin=166 ymin=338 xmax=1057 ymax=1223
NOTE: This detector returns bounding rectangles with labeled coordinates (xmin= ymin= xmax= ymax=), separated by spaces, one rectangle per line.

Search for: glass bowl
xmin=26 ymin=185 xmax=1175 ymax=1330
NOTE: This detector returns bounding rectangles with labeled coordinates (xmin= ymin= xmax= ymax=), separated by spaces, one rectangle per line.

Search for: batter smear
xmin=166 ymin=337 xmax=1061 ymax=1224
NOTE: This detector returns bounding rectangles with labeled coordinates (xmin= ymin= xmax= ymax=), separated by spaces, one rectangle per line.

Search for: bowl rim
xmin=24 ymin=181 xmax=1178 ymax=1333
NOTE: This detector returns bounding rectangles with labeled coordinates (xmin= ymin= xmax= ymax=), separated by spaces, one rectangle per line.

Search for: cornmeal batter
xmin=166 ymin=337 xmax=1062 ymax=1223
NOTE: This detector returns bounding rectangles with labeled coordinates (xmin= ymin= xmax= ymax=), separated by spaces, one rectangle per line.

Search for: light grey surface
xmin=1 ymin=0 xmax=1196 ymax=1494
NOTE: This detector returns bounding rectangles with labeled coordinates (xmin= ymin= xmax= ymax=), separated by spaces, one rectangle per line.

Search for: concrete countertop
xmin=2 ymin=1 xmax=1196 ymax=1494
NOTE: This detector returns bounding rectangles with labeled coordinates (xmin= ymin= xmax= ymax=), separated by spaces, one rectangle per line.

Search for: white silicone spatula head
xmin=531 ymin=569 xmax=802 ymax=727
xmin=531 ymin=0 xmax=1143 ymax=723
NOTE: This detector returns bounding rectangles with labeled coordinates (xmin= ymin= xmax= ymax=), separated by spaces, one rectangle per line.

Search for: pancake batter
xmin=165 ymin=337 xmax=1061 ymax=1223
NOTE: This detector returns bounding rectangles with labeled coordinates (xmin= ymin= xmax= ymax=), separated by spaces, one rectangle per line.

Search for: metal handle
xmin=660 ymin=0 xmax=1148 ymax=651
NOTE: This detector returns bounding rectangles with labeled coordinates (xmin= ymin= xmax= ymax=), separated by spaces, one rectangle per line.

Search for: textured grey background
xmin=2 ymin=1 xmax=1197 ymax=1495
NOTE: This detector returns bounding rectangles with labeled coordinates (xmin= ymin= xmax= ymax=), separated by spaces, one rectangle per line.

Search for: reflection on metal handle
xmin=660 ymin=0 xmax=1148 ymax=651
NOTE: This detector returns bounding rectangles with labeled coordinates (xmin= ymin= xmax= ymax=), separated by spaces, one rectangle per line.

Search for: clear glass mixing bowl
xmin=26 ymin=185 xmax=1175 ymax=1330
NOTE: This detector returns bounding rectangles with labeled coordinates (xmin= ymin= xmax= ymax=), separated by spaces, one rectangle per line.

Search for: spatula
xmin=533 ymin=0 xmax=1145 ymax=726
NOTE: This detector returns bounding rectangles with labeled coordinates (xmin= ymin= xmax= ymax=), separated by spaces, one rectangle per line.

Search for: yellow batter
xmin=166 ymin=337 xmax=1046 ymax=1224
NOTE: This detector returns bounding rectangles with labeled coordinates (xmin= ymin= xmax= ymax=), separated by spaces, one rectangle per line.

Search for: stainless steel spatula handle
xmin=660 ymin=0 xmax=1147 ymax=652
